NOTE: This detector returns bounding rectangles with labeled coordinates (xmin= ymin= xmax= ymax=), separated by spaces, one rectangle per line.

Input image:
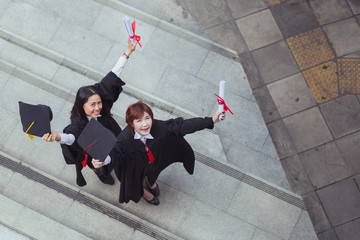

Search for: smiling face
xmin=132 ymin=112 xmax=153 ymax=136
xmin=83 ymin=94 xmax=102 ymax=118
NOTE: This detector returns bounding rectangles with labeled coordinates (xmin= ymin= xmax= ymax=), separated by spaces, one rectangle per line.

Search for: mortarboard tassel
xmin=25 ymin=121 xmax=35 ymax=140
xmin=82 ymin=141 xmax=96 ymax=168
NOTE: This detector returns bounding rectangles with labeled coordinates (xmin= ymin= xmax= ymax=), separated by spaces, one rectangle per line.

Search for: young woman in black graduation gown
xmin=92 ymin=101 xmax=225 ymax=205
xmin=42 ymin=38 xmax=137 ymax=187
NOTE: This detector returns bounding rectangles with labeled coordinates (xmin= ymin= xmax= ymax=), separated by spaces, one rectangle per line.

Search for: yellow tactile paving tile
xmin=338 ymin=59 xmax=360 ymax=95
xmin=266 ymin=0 xmax=281 ymax=6
xmin=287 ymin=28 xmax=335 ymax=70
xmin=303 ymin=61 xmax=339 ymax=104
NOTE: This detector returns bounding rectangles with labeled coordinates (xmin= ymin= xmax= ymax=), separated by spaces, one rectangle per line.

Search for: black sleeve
xmin=166 ymin=117 xmax=214 ymax=136
xmin=62 ymin=123 xmax=83 ymax=153
xmin=94 ymin=72 xmax=125 ymax=104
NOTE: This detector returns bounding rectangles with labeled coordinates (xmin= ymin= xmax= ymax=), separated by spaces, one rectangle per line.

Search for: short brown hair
xmin=126 ymin=101 xmax=154 ymax=134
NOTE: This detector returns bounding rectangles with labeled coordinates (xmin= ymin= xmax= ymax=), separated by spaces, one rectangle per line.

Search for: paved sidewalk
xmin=0 ymin=0 xmax=325 ymax=239
xmin=126 ymin=0 xmax=360 ymax=239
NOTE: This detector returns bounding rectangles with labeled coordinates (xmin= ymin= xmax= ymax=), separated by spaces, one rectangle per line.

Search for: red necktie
xmin=140 ymin=139 xmax=154 ymax=163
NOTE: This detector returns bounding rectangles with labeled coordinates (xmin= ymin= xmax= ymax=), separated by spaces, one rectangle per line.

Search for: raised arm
xmin=95 ymin=38 xmax=137 ymax=104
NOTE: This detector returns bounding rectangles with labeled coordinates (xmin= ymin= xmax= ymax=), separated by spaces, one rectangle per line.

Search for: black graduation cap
xmin=77 ymin=118 xmax=117 ymax=162
xmin=18 ymin=101 xmax=53 ymax=139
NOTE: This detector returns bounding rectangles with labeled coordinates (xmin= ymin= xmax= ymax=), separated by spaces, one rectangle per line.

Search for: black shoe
xmin=147 ymin=183 xmax=160 ymax=197
xmin=145 ymin=177 xmax=160 ymax=197
xmin=100 ymin=175 xmax=115 ymax=185
xmin=144 ymin=196 xmax=160 ymax=206
xmin=94 ymin=168 xmax=115 ymax=185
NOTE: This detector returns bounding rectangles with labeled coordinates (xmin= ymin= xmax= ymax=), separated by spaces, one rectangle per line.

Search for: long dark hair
xmin=71 ymin=86 xmax=110 ymax=126
xmin=125 ymin=101 xmax=154 ymax=134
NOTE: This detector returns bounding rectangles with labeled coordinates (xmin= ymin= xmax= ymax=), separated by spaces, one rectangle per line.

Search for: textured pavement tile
xmin=181 ymin=0 xmax=233 ymax=29
xmin=228 ymin=0 xmax=268 ymax=18
xmin=229 ymin=183 xmax=302 ymax=239
xmin=267 ymin=119 xmax=296 ymax=159
xmin=336 ymin=131 xmax=360 ymax=173
xmin=335 ymin=218 xmax=360 ymax=240
xmin=302 ymin=191 xmax=332 ymax=233
xmin=338 ymin=58 xmax=360 ymax=95
xmin=252 ymin=41 xmax=300 ymax=84
xmin=347 ymin=0 xmax=360 ymax=14
xmin=289 ymin=211 xmax=317 ymax=240
xmin=283 ymin=107 xmax=333 ymax=153
xmin=303 ymin=61 xmax=339 ymax=103
xmin=317 ymin=229 xmax=339 ymax=240
xmin=267 ymin=73 xmax=316 ymax=117
xmin=309 ymin=0 xmax=352 ymax=25
xmin=252 ymin=86 xmax=281 ymax=123
xmin=238 ymin=51 xmax=265 ymax=89
xmin=0 ymin=1 xmax=63 ymax=46
xmin=203 ymin=21 xmax=248 ymax=54
xmin=323 ymin=18 xmax=360 ymax=57
xmin=299 ymin=142 xmax=351 ymax=189
xmin=317 ymin=178 xmax=360 ymax=226
xmin=281 ymin=154 xmax=313 ymax=195
xmin=266 ymin=0 xmax=282 ymax=7
xmin=236 ymin=9 xmax=283 ymax=51
xmin=270 ymin=0 xmax=319 ymax=38
xmin=320 ymin=95 xmax=360 ymax=138
xmin=287 ymin=28 xmax=335 ymax=70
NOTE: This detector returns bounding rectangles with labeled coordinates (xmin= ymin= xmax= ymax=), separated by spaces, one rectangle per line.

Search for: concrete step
xmin=0 ymin=152 xmax=182 ymax=240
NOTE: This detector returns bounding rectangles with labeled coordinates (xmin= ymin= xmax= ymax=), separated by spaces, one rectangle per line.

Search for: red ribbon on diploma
xmin=130 ymin=21 xmax=142 ymax=48
xmin=215 ymin=93 xmax=234 ymax=115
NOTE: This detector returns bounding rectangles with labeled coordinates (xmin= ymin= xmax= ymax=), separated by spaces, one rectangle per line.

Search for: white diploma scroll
xmin=123 ymin=16 xmax=135 ymax=45
xmin=218 ymin=80 xmax=226 ymax=120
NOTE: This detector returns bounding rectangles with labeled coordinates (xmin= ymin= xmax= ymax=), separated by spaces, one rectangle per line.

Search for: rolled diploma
xmin=123 ymin=16 xmax=135 ymax=45
xmin=218 ymin=81 xmax=225 ymax=120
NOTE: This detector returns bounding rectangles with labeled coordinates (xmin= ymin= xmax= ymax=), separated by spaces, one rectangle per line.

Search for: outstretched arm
xmin=111 ymin=37 xmax=137 ymax=77
xmin=165 ymin=110 xmax=226 ymax=137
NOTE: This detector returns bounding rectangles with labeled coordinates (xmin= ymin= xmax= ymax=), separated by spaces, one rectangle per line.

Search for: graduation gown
xmin=60 ymin=72 xmax=123 ymax=186
xmin=114 ymin=116 xmax=214 ymax=203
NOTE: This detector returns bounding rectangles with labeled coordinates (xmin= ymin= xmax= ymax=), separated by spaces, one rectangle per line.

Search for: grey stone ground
xmin=0 ymin=0 xmax=320 ymax=239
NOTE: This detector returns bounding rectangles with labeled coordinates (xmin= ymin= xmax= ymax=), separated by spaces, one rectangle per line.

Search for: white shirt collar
xmin=134 ymin=130 xmax=154 ymax=142
xmin=86 ymin=115 xmax=101 ymax=121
